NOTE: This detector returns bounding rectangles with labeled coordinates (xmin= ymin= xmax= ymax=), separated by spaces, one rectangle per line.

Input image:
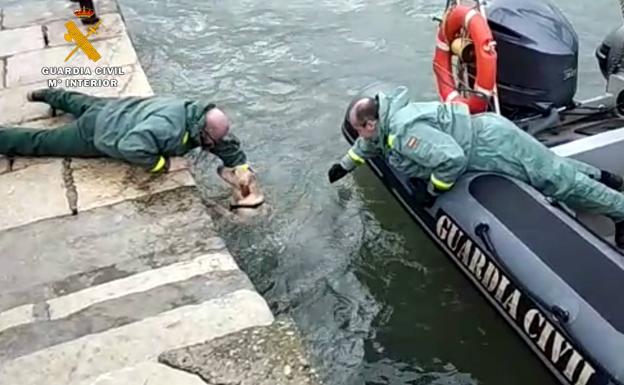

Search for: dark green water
xmin=120 ymin=1 xmax=622 ymax=384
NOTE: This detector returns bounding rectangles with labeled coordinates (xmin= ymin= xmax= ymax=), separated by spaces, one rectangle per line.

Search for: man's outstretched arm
xmin=209 ymin=132 xmax=249 ymax=170
xmin=328 ymin=137 xmax=381 ymax=183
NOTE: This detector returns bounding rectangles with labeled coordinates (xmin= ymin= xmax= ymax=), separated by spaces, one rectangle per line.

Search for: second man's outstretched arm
xmin=328 ymin=136 xmax=381 ymax=183
xmin=209 ymin=132 xmax=250 ymax=170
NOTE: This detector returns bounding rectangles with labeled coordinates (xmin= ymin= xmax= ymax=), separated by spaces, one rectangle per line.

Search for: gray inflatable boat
xmin=342 ymin=1 xmax=624 ymax=384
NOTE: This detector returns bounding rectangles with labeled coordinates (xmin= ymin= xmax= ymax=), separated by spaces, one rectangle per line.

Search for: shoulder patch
xmin=406 ymin=136 xmax=418 ymax=149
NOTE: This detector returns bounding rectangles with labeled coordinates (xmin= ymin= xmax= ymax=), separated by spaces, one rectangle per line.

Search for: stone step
xmin=72 ymin=362 xmax=207 ymax=385
xmin=0 ymin=187 xmax=217 ymax=311
xmin=159 ymin=317 xmax=325 ymax=385
xmin=0 ymin=289 xmax=273 ymax=385
xmin=0 ymin=251 xmax=241 ymax=336
xmin=0 ymin=186 xmax=276 ymax=385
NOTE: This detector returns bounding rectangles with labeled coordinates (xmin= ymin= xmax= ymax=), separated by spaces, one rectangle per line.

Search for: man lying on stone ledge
xmin=0 ymin=88 xmax=264 ymax=209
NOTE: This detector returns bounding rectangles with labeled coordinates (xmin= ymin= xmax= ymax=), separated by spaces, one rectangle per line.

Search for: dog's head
xmin=217 ymin=165 xmax=266 ymax=216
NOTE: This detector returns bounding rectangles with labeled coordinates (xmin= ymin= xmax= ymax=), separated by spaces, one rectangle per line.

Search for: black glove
xmin=410 ymin=178 xmax=438 ymax=208
xmin=421 ymin=190 xmax=437 ymax=208
xmin=328 ymin=163 xmax=349 ymax=183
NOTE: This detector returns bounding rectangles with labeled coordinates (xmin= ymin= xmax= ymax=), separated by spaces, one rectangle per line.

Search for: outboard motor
xmin=484 ymin=0 xmax=579 ymax=119
xmin=596 ymin=24 xmax=624 ymax=80
xmin=596 ymin=24 xmax=624 ymax=116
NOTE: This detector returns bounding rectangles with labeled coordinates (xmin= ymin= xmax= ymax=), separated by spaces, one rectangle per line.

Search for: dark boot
xmin=600 ymin=170 xmax=624 ymax=191
xmin=26 ymin=89 xmax=48 ymax=103
xmin=615 ymin=221 xmax=624 ymax=249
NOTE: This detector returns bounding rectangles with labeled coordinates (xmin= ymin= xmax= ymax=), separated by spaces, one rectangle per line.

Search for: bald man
xmin=329 ymin=86 xmax=624 ymax=248
xmin=0 ymin=88 xmax=250 ymax=174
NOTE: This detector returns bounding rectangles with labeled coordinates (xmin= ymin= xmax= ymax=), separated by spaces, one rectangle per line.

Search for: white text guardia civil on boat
xmin=435 ymin=214 xmax=598 ymax=385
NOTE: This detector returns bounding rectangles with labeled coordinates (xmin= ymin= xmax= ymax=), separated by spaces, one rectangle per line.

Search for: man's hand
xmin=328 ymin=163 xmax=349 ymax=183
xmin=422 ymin=190 xmax=437 ymax=208
xmin=410 ymin=178 xmax=439 ymax=208
xmin=423 ymin=181 xmax=450 ymax=208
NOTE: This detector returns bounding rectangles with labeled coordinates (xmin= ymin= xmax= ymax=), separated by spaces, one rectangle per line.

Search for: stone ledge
xmin=1 ymin=59 xmax=5 ymax=89
xmin=0 ymin=81 xmax=52 ymax=125
xmin=0 ymin=290 xmax=274 ymax=385
xmin=45 ymin=13 xmax=126 ymax=48
xmin=0 ymin=25 xmax=44 ymax=58
xmin=159 ymin=317 xmax=324 ymax=385
xmin=59 ymin=63 xmax=154 ymax=98
xmin=74 ymin=362 xmax=208 ymax=385
xmin=2 ymin=1 xmax=74 ymax=29
xmin=0 ymin=65 xmax=152 ymax=125
xmin=2 ymin=0 xmax=118 ymax=30
xmin=0 ymin=187 xmax=219 ymax=307
xmin=0 ymin=270 xmax=254 ymax=362
xmin=71 ymin=158 xmax=196 ymax=212
xmin=7 ymin=33 xmax=139 ymax=88
xmin=0 ymin=160 xmax=71 ymax=232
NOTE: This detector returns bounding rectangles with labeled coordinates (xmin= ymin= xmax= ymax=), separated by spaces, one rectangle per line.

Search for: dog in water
xmin=216 ymin=165 xmax=268 ymax=220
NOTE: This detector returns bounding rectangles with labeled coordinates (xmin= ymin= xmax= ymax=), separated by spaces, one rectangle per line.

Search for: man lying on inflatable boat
xmin=328 ymin=86 xmax=624 ymax=249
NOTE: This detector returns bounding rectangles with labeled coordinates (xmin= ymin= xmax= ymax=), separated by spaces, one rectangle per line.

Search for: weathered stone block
xmin=0 ymin=290 xmax=273 ymax=385
xmin=0 ymin=82 xmax=52 ymax=124
xmin=62 ymin=64 xmax=153 ymax=97
xmin=0 ymin=187 xmax=220 ymax=309
xmin=0 ymin=25 xmax=45 ymax=58
xmin=159 ymin=317 xmax=324 ymax=385
xmin=2 ymin=0 xmax=118 ymax=29
xmin=74 ymin=363 xmax=208 ymax=385
xmin=71 ymin=158 xmax=196 ymax=212
xmin=0 ymin=304 xmax=34 ymax=333
xmin=0 ymin=160 xmax=71 ymax=232
xmin=0 ymin=156 xmax=9 ymax=174
xmin=0 ymin=59 xmax=5 ymax=88
xmin=6 ymin=34 xmax=138 ymax=87
xmin=46 ymin=13 xmax=125 ymax=48
xmin=2 ymin=0 xmax=74 ymax=29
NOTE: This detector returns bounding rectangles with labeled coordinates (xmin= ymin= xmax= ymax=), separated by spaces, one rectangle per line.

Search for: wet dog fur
xmin=217 ymin=165 xmax=268 ymax=219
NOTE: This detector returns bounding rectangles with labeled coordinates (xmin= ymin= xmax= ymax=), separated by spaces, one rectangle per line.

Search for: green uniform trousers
xmin=469 ymin=113 xmax=624 ymax=222
xmin=0 ymin=89 xmax=111 ymax=157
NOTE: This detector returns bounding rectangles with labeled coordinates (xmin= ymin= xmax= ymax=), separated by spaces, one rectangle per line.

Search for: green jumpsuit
xmin=0 ymin=88 xmax=248 ymax=172
xmin=339 ymin=86 xmax=624 ymax=223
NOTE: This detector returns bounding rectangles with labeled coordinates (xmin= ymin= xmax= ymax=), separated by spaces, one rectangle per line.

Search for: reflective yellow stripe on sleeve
xmin=235 ymin=163 xmax=250 ymax=172
xmin=430 ymin=174 xmax=454 ymax=190
xmin=387 ymin=134 xmax=396 ymax=149
xmin=182 ymin=132 xmax=190 ymax=145
xmin=347 ymin=149 xmax=365 ymax=165
xmin=151 ymin=156 xmax=166 ymax=173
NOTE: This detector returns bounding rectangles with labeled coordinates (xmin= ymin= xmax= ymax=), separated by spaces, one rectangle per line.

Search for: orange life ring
xmin=433 ymin=5 xmax=497 ymax=113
